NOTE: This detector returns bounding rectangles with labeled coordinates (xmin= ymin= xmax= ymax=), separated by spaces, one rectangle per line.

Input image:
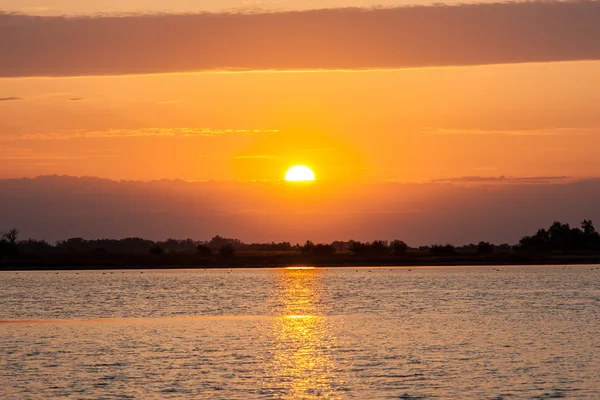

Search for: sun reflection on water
xmin=262 ymin=268 xmax=341 ymax=399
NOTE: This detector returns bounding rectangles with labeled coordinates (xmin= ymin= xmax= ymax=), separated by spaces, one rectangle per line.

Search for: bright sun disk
xmin=285 ymin=165 xmax=315 ymax=182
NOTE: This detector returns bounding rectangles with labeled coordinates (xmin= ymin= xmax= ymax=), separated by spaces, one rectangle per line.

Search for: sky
xmin=0 ymin=0 xmax=509 ymax=14
xmin=1 ymin=0 xmax=600 ymax=243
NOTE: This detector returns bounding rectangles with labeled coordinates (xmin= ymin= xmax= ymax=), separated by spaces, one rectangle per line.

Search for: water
xmin=1 ymin=266 xmax=599 ymax=399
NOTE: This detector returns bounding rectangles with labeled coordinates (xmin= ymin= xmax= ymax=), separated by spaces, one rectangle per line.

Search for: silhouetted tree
xmin=518 ymin=220 xmax=600 ymax=252
xmin=518 ymin=228 xmax=551 ymax=252
xmin=331 ymin=241 xmax=351 ymax=252
xmin=582 ymin=219 xmax=596 ymax=235
xmin=17 ymin=239 xmax=53 ymax=254
xmin=160 ymin=238 xmax=198 ymax=253
xmin=548 ymin=221 xmax=577 ymax=250
xmin=476 ymin=241 xmax=494 ymax=255
xmin=150 ymin=244 xmax=164 ymax=255
xmin=349 ymin=241 xmax=367 ymax=256
xmin=219 ymin=244 xmax=236 ymax=259
xmin=196 ymin=244 xmax=212 ymax=257
xmin=581 ymin=219 xmax=600 ymax=250
xmin=0 ymin=238 xmax=7 ymax=257
xmin=349 ymin=240 xmax=390 ymax=256
xmin=314 ymin=244 xmax=336 ymax=257
xmin=301 ymin=240 xmax=316 ymax=254
xmin=3 ymin=228 xmax=18 ymax=245
xmin=430 ymin=244 xmax=455 ymax=256
xmin=370 ymin=240 xmax=390 ymax=256
xmin=246 ymin=242 xmax=292 ymax=251
xmin=0 ymin=228 xmax=19 ymax=256
xmin=390 ymin=240 xmax=408 ymax=256
xmin=209 ymin=235 xmax=243 ymax=251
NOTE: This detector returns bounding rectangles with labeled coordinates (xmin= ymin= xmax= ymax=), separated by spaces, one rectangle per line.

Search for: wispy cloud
xmin=233 ymin=154 xmax=282 ymax=160
xmin=0 ymin=97 xmax=25 ymax=102
xmin=1 ymin=6 xmax=52 ymax=14
xmin=0 ymin=145 xmax=116 ymax=161
xmin=1 ymin=1 xmax=599 ymax=77
xmin=423 ymin=127 xmax=598 ymax=136
xmin=433 ymin=175 xmax=573 ymax=184
xmin=1 ymin=127 xmax=279 ymax=141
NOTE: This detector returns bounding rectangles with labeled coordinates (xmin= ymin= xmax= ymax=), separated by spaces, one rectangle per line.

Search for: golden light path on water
xmin=262 ymin=268 xmax=341 ymax=399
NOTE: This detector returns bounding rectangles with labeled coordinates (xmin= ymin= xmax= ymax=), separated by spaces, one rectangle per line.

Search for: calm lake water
xmin=1 ymin=266 xmax=600 ymax=399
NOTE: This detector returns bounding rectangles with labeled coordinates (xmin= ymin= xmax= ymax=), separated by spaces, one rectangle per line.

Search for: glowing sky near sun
xmin=1 ymin=61 xmax=599 ymax=182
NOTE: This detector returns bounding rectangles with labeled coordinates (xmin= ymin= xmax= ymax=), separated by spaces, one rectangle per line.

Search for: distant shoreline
xmin=2 ymin=254 xmax=600 ymax=271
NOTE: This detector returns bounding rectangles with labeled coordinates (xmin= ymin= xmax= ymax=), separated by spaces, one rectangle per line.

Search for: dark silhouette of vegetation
xmin=219 ymin=244 xmax=236 ymax=259
xmin=391 ymin=240 xmax=408 ymax=256
xmin=518 ymin=220 xmax=600 ymax=253
xmin=301 ymin=240 xmax=316 ymax=254
xmin=246 ymin=242 xmax=292 ymax=251
xmin=430 ymin=244 xmax=455 ymax=256
xmin=477 ymin=241 xmax=494 ymax=255
xmin=300 ymin=240 xmax=336 ymax=256
xmin=209 ymin=235 xmax=243 ymax=251
xmin=0 ymin=228 xmax=19 ymax=257
xmin=150 ymin=244 xmax=164 ymax=255
xmin=196 ymin=244 xmax=212 ymax=257
xmin=347 ymin=240 xmax=409 ymax=257
xmin=17 ymin=239 xmax=53 ymax=254
xmin=4 ymin=219 xmax=600 ymax=269
xmin=350 ymin=240 xmax=392 ymax=256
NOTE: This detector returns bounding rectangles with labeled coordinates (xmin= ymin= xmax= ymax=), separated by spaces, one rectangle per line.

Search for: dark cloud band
xmin=0 ymin=97 xmax=24 ymax=101
xmin=1 ymin=1 xmax=600 ymax=77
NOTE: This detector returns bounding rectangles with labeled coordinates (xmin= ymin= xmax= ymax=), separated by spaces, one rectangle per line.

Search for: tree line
xmin=2 ymin=220 xmax=600 ymax=259
xmin=516 ymin=220 xmax=600 ymax=252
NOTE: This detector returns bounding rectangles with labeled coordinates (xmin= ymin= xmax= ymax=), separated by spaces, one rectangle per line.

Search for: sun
xmin=285 ymin=165 xmax=315 ymax=182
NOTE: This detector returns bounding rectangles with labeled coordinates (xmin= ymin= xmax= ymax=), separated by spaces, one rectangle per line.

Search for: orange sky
xmin=0 ymin=0 xmax=497 ymax=14
xmin=1 ymin=61 xmax=600 ymax=182
xmin=1 ymin=1 xmax=600 ymax=243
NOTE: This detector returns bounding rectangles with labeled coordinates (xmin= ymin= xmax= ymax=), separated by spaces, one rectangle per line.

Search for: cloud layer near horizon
xmin=2 ymin=176 xmax=600 ymax=245
xmin=2 ymin=1 xmax=600 ymax=77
